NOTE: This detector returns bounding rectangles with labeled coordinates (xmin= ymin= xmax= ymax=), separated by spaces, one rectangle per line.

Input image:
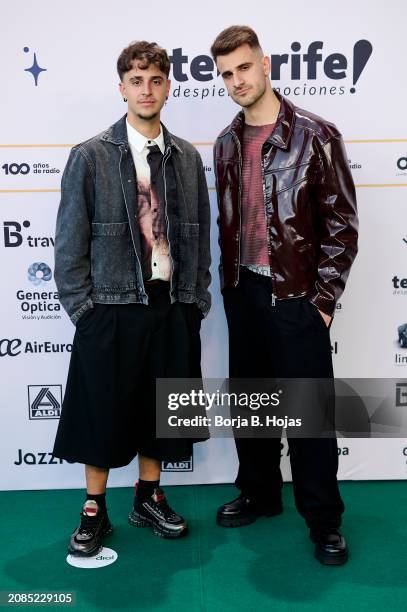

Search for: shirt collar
xmin=126 ymin=119 xmax=165 ymax=154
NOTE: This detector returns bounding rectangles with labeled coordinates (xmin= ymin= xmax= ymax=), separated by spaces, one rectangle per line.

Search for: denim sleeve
xmin=54 ymin=146 xmax=95 ymax=325
xmin=195 ymin=152 xmax=212 ymax=316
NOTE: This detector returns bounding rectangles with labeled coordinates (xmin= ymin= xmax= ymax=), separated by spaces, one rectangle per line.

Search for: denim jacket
xmin=54 ymin=115 xmax=211 ymax=324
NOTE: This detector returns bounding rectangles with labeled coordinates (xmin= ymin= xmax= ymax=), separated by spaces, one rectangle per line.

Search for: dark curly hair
xmin=117 ymin=41 xmax=170 ymax=80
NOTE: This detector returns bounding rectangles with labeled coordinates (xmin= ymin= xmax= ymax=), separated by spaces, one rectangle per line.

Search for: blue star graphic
xmin=24 ymin=52 xmax=47 ymax=86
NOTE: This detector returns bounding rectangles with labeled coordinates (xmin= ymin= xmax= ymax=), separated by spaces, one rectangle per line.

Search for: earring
xmin=123 ymin=97 xmax=127 ymax=102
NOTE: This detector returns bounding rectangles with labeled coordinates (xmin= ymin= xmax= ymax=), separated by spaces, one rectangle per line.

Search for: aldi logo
xmin=28 ymin=385 xmax=62 ymax=419
xmin=161 ymin=456 xmax=193 ymax=472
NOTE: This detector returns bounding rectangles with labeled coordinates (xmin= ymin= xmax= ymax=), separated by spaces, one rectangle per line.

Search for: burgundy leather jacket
xmin=213 ymin=91 xmax=358 ymax=316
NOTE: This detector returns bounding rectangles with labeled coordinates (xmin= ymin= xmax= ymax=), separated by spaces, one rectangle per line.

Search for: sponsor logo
xmin=0 ymin=338 xmax=72 ymax=357
xmin=67 ymin=547 xmax=118 ymax=568
xmin=280 ymin=440 xmax=349 ymax=456
xmin=396 ymin=155 xmax=407 ymax=176
xmin=17 ymin=263 xmax=60 ymax=320
xmin=396 ymin=382 xmax=407 ymax=407
xmin=17 ymin=289 xmax=61 ymax=319
xmin=13 ymin=449 xmax=64 ymax=465
xmin=168 ymin=40 xmax=372 ymax=99
xmin=392 ymin=276 xmax=407 ymax=296
xmin=3 ymin=221 xmax=54 ymax=248
xmin=397 ymin=324 xmax=407 ymax=349
xmin=27 ymin=262 xmax=52 ymax=286
xmin=23 ymin=46 xmax=47 ymax=86
xmin=1 ymin=163 xmax=30 ymax=176
xmin=0 ymin=163 xmax=60 ymax=177
xmin=348 ymin=159 xmax=362 ymax=170
xmin=28 ymin=385 xmax=62 ymax=419
xmin=161 ymin=456 xmax=193 ymax=472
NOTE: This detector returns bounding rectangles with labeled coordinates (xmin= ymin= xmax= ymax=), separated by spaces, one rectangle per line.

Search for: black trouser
xmin=53 ymin=282 xmax=203 ymax=468
xmin=223 ymin=268 xmax=344 ymax=530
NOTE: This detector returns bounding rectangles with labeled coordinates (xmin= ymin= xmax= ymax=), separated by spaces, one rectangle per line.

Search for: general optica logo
xmin=23 ymin=46 xmax=47 ymax=86
xmin=27 ymin=262 xmax=52 ymax=286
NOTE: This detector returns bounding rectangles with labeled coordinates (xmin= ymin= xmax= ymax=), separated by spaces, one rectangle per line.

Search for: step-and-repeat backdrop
xmin=1 ymin=0 xmax=406 ymax=490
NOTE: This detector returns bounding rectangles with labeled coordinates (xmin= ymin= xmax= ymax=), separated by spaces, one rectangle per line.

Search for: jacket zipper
xmin=261 ymin=151 xmax=277 ymax=306
xmin=231 ymin=132 xmax=242 ymax=288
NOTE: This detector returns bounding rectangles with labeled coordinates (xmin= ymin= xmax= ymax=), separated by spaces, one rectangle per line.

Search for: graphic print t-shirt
xmin=126 ymin=120 xmax=171 ymax=281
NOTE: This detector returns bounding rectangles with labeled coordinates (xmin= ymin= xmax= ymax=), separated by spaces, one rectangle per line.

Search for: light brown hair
xmin=210 ymin=26 xmax=261 ymax=62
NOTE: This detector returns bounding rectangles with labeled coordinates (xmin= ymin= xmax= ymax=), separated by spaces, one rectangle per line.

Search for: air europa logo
xmin=168 ymin=40 xmax=373 ymax=99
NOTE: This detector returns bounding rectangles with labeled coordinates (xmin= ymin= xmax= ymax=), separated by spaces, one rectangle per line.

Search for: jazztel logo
xmin=28 ymin=385 xmax=62 ymax=419
xmin=0 ymin=339 xmax=72 ymax=357
xmin=3 ymin=221 xmax=54 ymax=248
xmin=161 ymin=456 xmax=193 ymax=472
xmin=14 ymin=449 xmax=64 ymax=465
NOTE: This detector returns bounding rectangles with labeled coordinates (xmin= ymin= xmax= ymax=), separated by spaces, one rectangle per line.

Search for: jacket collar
xmin=101 ymin=114 xmax=182 ymax=153
xmin=228 ymin=89 xmax=295 ymax=150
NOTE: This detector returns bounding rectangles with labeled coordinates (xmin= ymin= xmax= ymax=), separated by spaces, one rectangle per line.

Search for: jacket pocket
xmin=177 ymin=222 xmax=199 ymax=290
xmin=91 ymin=222 xmax=137 ymax=290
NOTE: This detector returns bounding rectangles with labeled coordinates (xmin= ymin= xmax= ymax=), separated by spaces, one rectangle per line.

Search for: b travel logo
xmin=28 ymin=385 xmax=62 ymax=420
xmin=16 ymin=262 xmax=61 ymax=321
xmin=3 ymin=221 xmax=54 ymax=249
xmin=161 ymin=455 xmax=193 ymax=472
xmin=168 ymin=40 xmax=373 ymax=100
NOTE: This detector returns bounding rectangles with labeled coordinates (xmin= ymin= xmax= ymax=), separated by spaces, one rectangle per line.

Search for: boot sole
xmin=68 ymin=524 xmax=113 ymax=557
xmin=128 ymin=511 xmax=188 ymax=539
xmin=314 ymin=547 xmax=349 ymax=565
xmin=216 ymin=507 xmax=283 ymax=528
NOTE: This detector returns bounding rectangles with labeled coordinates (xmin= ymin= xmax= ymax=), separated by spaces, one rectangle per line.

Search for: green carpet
xmin=0 ymin=482 xmax=406 ymax=611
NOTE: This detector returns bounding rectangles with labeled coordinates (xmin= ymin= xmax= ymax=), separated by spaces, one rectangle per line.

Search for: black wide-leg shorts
xmin=53 ymin=282 xmax=204 ymax=468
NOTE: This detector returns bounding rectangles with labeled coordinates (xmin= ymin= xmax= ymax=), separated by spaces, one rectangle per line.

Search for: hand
xmin=318 ymin=308 xmax=332 ymax=327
